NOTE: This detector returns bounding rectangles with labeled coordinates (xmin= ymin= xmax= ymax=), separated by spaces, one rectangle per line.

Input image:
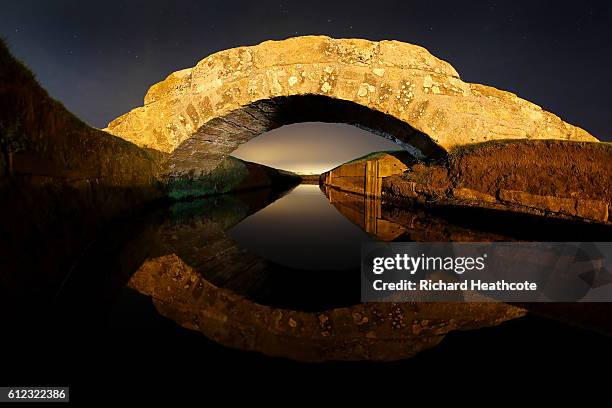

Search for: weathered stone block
xmin=498 ymin=189 xmax=570 ymax=213
xmin=452 ymin=187 xmax=497 ymax=203
xmin=498 ymin=189 xmax=609 ymax=222
xmin=576 ymin=199 xmax=609 ymax=222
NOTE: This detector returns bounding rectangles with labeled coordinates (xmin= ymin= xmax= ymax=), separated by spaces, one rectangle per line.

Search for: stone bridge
xmin=105 ymin=36 xmax=598 ymax=180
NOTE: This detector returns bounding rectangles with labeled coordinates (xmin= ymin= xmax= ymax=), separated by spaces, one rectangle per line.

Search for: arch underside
xmin=166 ymin=94 xmax=446 ymax=179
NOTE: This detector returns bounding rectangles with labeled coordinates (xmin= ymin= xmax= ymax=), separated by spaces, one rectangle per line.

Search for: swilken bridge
xmin=105 ymin=36 xmax=598 ymax=181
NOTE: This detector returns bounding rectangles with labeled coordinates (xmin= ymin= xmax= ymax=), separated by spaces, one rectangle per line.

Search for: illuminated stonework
xmin=105 ymin=36 xmax=598 ymax=179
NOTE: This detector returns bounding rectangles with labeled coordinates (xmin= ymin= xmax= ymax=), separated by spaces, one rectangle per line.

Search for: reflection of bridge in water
xmin=324 ymin=186 xmax=405 ymax=241
xmin=98 ymin=180 xmax=612 ymax=362
xmin=321 ymin=184 xmax=510 ymax=242
xmin=98 ymin=185 xmax=525 ymax=362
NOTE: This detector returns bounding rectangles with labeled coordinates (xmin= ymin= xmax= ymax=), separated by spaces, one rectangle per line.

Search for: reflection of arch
xmin=109 ymin=187 xmax=525 ymax=361
xmin=128 ymin=254 xmax=525 ymax=362
xmin=105 ymin=36 xmax=597 ymax=180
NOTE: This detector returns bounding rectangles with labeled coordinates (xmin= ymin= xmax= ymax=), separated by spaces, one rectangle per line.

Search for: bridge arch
xmin=105 ymin=36 xmax=597 ymax=179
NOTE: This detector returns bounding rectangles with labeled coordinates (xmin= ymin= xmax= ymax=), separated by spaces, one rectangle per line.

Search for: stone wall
xmin=321 ymin=151 xmax=412 ymax=196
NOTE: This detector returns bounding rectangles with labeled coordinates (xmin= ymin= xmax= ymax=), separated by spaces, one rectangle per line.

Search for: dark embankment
xmin=0 ymin=40 xmax=166 ymax=315
xmin=0 ymin=41 xmax=303 ymax=316
xmin=167 ymin=156 xmax=301 ymax=199
xmin=383 ymin=140 xmax=612 ymax=224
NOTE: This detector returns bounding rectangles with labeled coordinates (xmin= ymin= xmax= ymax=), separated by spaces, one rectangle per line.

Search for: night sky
xmin=1 ymin=1 xmax=611 ymax=171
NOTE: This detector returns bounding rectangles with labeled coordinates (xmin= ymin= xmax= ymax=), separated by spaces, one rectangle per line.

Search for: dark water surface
xmin=103 ymin=183 xmax=612 ymax=316
xmin=43 ymin=182 xmax=612 ymax=384
xmin=228 ymin=184 xmax=375 ymax=271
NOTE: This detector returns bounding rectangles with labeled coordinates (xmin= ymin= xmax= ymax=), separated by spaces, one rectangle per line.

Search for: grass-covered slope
xmin=384 ymin=139 xmax=612 ymax=223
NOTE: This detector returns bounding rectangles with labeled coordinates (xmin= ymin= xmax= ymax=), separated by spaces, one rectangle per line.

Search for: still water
xmin=60 ymin=182 xmax=610 ymax=365
xmin=228 ymin=184 xmax=375 ymax=271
